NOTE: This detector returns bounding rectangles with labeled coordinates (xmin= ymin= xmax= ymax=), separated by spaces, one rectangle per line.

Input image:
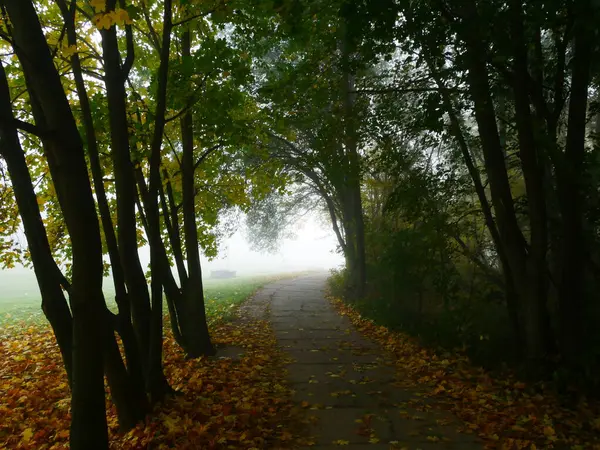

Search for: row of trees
xmin=2 ymin=0 xmax=599 ymax=446
xmin=0 ymin=0 xmax=288 ymax=447
xmin=244 ymin=0 xmax=600 ymax=385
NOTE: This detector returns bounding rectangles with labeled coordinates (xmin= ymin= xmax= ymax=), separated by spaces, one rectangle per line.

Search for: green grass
xmin=0 ymin=271 xmax=301 ymax=330
xmin=202 ymin=274 xmax=293 ymax=322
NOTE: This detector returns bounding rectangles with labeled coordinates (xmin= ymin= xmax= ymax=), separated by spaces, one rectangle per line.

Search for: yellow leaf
xmin=63 ymin=44 xmax=77 ymax=57
xmin=94 ymin=13 xmax=112 ymax=30
xmin=112 ymin=8 xmax=133 ymax=26
xmin=90 ymin=0 xmax=106 ymax=13
xmin=162 ymin=415 xmax=180 ymax=434
xmin=22 ymin=428 xmax=33 ymax=443
xmin=333 ymin=440 xmax=349 ymax=445
xmin=369 ymin=437 xmax=380 ymax=444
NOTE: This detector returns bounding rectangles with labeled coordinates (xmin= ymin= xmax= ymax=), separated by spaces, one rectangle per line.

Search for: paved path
xmin=268 ymin=274 xmax=483 ymax=450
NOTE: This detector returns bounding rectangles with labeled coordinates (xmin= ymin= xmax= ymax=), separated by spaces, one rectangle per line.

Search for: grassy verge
xmin=0 ymin=271 xmax=303 ymax=332
xmin=202 ymin=273 xmax=303 ymax=323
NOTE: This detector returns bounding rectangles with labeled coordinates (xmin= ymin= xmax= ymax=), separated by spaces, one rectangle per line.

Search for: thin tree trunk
xmin=179 ymin=27 xmax=216 ymax=358
xmin=99 ymin=1 xmax=163 ymax=399
xmin=456 ymin=1 xmax=543 ymax=358
xmin=162 ymin=169 xmax=188 ymax=286
xmin=135 ymin=164 xmax=187 ymax=351
xmin=437 ymin=78 xmax=523 ymax=348
xmin=145 ymin=0 xmax=177 ymax=401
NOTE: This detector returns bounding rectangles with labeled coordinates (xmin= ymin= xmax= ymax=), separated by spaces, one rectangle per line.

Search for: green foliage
xmin=0 ymin=0 xmax=598 ymax=400
xmin=0 ymin=177 xmax=20 ymax=269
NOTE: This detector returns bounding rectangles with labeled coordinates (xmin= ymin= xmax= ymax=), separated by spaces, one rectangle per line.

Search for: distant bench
xmin=210 ymin=270 xmax=237 ymax=279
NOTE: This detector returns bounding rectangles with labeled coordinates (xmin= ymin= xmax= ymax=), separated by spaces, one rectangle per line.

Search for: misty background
xmin=0 ymin=211 xmax=343 ymax=302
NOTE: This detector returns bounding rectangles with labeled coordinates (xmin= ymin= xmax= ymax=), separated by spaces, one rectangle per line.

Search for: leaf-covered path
xmin=271 ymin=274 xmax=483 ymax=449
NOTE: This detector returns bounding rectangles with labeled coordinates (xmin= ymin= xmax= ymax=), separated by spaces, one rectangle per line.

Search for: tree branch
xmin=140 ymin=1 xmax=161 ymax=53
xmin=172 ymin=9 xmax=217 ymax=27
xmin=120 ymin=0 xmax=135 ymax=79
xmin=194 ymin=142 xmax=223 ymax=170
xmin=164 ymin=76 xmax=210 ymax=123
xmin=164 ymin=132 xmax=182 ymax=167
xmin=13 ymin=118 xmax=47 ymax=137
xmin=351 ymin=87 xmax=461 ymax=95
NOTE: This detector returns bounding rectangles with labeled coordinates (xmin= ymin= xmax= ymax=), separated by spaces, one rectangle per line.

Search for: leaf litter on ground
xmin=0 ymin=306 xmax=304 ymax=449
xmin=328 ymin=297 xmax=600 ymax=450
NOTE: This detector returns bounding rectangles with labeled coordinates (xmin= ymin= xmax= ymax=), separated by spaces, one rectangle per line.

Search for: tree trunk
xmin=161 ymin=170 xmax=188 ymax=287
xmin=557 ymin=0 xmax=594 ymax=365
xmin=56 ymin=0 xmax=148 ymax=422
xmin=179 ymin=27 xmax=216 ymax=358
xmin=0 ymin=60 xmax=74 ymax=384
xmin=103 ymin=311 xmax=146 ymax=430
xmin=406 ymin=2 xmax=526 ymax=350
xmin=457 ymin=1 xmax=554 ymax=361
xmin=145 ymin=0 xmax=176 ymax=402
xmin=339 ymin=14 xmax=366 ymax=299
xmin=509 ymin=0 xmax=554 ymax=359
xmin=99 ymin=2 xmax=161 ymax=397
xmin=136 ymin=166 xmax=188 ymax=350
xmin=435 ymin=73 xmax=524 ymax=348
xmin=6 ymin=1 xmax=109 ymax=447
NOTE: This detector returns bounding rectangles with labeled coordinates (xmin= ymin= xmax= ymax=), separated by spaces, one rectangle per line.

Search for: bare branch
xmin=12 ymin=118 xmax=47 ymax=137
xmin=351 ymin=87 xmax=461 ymax=95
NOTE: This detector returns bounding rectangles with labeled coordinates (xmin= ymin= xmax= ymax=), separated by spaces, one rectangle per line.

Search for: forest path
xmin=269 ymin=273 xmax=483 ymax=450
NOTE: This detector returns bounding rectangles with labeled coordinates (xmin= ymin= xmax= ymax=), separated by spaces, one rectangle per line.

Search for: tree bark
xmin=99 ymin=0 xmax=165 ymax=400
xmin=509 ymin=0 xmax=554 ymax=359
xmin=135 ymin=165 xmax=188 ymax=352
xmin=557 ymin=0 xmax=594 ymax=365
xmin=179 ymin=27 xmax=216 ymax=358
xmin=0 ymin=60 xmax=74 ymax=385
xmin=144 ymin=0 xmax=177 ymax=401
xmin=162 ymin=169 xmax=188 ymax=287
xmin=437 ymin=80 xmax=523 ymax=348
xmin=339 ymin=12 xmax=366 ymax=299
xmin=56 ymin=0 xmax=148 ymax=424
xmin=5 ymin=1 xmax=110 ymax=447
xmin=455 ymin=1 xmax=554 ymax=361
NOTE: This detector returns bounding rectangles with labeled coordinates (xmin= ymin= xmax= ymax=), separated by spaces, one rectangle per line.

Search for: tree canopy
xmin=0 ymin=0 xmax=599 ymax=447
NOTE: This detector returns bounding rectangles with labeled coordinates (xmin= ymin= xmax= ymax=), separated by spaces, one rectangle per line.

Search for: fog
xmin=0 ymin=212 xmax=344 ymax=300
xmin=133 ymin=212 xmax=343 ymax=276
xmin=202 ymin=215 xmax=344 ymax=275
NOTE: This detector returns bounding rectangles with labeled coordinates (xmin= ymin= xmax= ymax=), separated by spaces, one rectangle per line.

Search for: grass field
xmin=0 ymin=270 xmax=300 ymax=329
